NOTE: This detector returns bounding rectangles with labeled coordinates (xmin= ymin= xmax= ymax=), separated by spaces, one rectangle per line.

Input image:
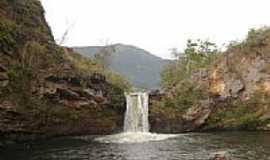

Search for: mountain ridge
xmin=73 ymin=43 xmax=171 ymax=89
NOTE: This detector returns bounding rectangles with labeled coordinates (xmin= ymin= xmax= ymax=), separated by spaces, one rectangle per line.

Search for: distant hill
xmin=73 ymin=44 xmax=170 ymax=89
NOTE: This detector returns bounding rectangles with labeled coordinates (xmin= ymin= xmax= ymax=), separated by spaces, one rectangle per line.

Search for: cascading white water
xmin=95 ymin=92 xmax=178 ymax=143
xmin=124 ymin=92 xmax=149 ymax=132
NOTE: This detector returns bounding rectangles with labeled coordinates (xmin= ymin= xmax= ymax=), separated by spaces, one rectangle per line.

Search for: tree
xmin=161 ymin=39 xmax=219 ymax=88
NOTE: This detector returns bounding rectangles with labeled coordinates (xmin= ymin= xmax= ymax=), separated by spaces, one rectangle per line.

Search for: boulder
xmin=182 ymin=100 xmax=212 ymax=130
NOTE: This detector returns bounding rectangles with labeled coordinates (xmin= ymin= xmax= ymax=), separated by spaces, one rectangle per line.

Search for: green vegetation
xmin=159 ymin=39 xmax=219 ymax=110
xmin=0 ymin=18 xmax=19 ymax=55
xmin=227 ymin=27 xmax=270 ymax=57
xmin=152 ymin=80 xmax=208 ymax=114
xmin=155 ymin=28 xmax=270 ymax=131
xmin=161 ymin=39 xmax=219 ymax=89
xmin=207 ymin=91 xmax=270 ymax=130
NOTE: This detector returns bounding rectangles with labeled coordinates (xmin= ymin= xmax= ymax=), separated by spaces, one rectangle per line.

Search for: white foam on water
xmin=95 ymin=132 xmax=179 ymax=144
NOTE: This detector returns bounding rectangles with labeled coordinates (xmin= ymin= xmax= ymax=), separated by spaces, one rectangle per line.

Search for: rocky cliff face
xmin=205 ymin=29 xmax=270 ymax=130
xmin=0 ymin=0 xmax=125 ymax=139
xmin=149 ymin=28 xmax=270 ymax=133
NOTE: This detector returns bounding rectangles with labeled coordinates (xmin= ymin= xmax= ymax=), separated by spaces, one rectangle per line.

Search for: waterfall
xmin=124 ymin=92 xmax=149 ymax=132
xmin=95 ymin=92 xmax=178 ymax=143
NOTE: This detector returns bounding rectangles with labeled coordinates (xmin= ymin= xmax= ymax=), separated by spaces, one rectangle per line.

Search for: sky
xmin=40 ymin=0 xmax=270 ymax=59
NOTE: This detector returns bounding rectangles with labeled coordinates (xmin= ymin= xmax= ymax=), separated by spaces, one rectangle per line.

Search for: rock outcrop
xmin=204 ymin=31 xmax=270 ymax=130
xmin=150 ymin=28 xmax=270 ymax=133
xmin=0 ymin=0 xmax=126 ymax=139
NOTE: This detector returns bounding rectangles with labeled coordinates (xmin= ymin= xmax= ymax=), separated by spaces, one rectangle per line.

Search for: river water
xmin=2 ymin=93 xmax=270 ymax=159
xmin=2 ymin=132 xmax=270 ymax=160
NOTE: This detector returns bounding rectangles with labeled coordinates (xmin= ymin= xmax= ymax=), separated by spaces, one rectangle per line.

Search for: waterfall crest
xmin=124 ymin=92 xmax=149 ymax=132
